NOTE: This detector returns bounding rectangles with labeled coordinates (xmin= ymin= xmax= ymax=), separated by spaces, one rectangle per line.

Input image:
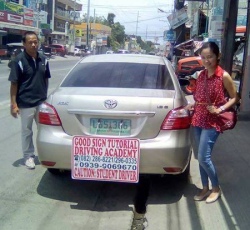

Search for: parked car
xmin=6 ymin=42 xmax=24 ymax=68
xmin=39 ymin=45 xmax=52 ymax=59
xmin=37 ymin=54 xmax=191 ymax=180
xmin=49 ymin=44 xmax=66 ymax=57
xmin=74 ymin=48 xmax=81 ymax=56
xmin=106 ymin=50 xmax=114 ymax=54
xmin=176 ymin=56 xmax=204 ymax=78
xmin=117 ymin=49 xmax=129 ymax=54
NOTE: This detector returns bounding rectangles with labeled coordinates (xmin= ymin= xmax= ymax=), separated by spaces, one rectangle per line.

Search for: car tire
xmin=47 ymin=168 xmax=67 ymax=175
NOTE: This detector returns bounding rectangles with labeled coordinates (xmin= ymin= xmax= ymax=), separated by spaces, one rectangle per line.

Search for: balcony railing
xmin=55 ymin=8 xmax=81 ymax=23
xmin=57 ymin=0 xmax=82 ymax=11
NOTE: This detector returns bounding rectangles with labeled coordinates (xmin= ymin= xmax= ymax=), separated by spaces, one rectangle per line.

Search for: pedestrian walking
xmin=8 ymin=31 xmax=51 ymax=169
xmin=185 ymin=41 xmax=238 ymax=203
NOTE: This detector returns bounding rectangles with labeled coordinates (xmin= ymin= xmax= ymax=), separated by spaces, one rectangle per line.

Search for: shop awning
xmin=175 ymin=39 xmax=204 ymax=53
xmin=0 ymin=22 xmax=39 ymax=33
xmin=175 ymin=39 xmax=195 ymax=51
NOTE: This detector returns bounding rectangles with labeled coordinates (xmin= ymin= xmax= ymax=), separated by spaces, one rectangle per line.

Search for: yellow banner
xmin=75 ymin=29 xmax=82 ymax=37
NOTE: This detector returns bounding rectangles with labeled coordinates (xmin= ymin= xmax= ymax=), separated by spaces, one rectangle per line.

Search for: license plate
xmin=90 ymin=118 xmax=131 ymax=135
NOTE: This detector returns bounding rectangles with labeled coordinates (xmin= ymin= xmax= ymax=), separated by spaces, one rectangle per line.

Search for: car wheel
xmin=47 ymin=168 xmax=67 ymax=175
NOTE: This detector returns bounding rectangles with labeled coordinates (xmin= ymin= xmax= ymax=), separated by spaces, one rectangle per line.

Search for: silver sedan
xmin=37 ymin=54 xmax=191 ymax=182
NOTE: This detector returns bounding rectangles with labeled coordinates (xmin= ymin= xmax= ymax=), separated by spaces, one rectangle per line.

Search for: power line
xmin=122 ymin=15 xmax=167 ymax=24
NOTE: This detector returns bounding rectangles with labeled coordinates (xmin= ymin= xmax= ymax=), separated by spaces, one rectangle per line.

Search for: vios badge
xmin=104 ymin=99 xmax=117 ymax=109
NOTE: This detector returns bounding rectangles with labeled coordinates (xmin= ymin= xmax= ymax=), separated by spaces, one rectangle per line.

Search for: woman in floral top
xmin=186 ymin=42 xmax=238 ymax=203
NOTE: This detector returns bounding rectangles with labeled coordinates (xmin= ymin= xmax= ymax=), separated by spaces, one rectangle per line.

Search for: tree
xmin=81 ymin=15 xmax=108 ymax=25
xmin=136 ymin=36 xmax=153 ymax=53
xmin=107 ymin=13 xmax=116 ymax=26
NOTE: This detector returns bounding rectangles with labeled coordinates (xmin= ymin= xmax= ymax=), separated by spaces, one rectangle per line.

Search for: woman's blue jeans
xmin=191 ymin=126 xmax=220 ymax=188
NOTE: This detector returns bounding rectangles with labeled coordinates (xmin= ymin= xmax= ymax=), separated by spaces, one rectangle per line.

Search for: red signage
xmin=8 ymin=13 xmax=23 ymax=24
xmin=24 ymin=19 xmax=33 ymax=26
xmin=0 ymin=10 xmax=23 ymax=24
xmin=0 ymin=10 xmax=7 ymax=22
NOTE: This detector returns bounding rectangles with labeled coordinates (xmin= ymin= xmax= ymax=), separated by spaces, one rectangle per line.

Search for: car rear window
xmin=61 ymin=62 xmax=174 ymax=90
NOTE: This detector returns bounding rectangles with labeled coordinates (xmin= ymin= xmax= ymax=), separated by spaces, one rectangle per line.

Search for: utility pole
xmin=72 ymin=0 xmax=76 ymax=52
xmin=220 ymin=0 xmax=239 ymax=73
xmin=240 ymin=0 xmax=250 ymax=112
xmin=136 ymin=11 xmax=139 ymax=37
xmin=86 ymin=0 xmax=90 ymax=49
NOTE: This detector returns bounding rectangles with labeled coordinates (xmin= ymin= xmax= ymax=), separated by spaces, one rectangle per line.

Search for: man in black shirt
xmin=8 ymin=31 xmax=51 ymax=169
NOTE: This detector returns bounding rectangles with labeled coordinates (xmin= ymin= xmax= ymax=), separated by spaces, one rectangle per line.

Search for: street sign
xmin=163 ymin=29 xmax=176 ymax=41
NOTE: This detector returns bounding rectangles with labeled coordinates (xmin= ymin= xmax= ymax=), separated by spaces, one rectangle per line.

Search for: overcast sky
xmin=78 ymin=0 xmax=175 ymax=44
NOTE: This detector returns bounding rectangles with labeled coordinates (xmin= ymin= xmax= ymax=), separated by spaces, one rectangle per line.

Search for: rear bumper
xmin=37 ymin=125 xmax=191 ymax=175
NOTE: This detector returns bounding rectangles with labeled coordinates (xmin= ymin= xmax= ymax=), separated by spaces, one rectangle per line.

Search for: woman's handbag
xmin=216 ymin=107 xmax=237 ymax=131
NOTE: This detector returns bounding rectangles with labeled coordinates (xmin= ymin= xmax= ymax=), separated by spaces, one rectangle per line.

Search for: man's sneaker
xmin=25 ymin=157 xmax=35 ymax=169
xmin=131 ymin=211 xmax=148 ymax=230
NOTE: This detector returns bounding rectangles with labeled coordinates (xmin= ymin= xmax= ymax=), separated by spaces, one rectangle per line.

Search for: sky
xmin=78 ymin=0 xmax=175 ymax=44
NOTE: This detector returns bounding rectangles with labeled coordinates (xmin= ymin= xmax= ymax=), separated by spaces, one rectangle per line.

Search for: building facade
xmin=0 ymin=0 xmax=82 ymax=49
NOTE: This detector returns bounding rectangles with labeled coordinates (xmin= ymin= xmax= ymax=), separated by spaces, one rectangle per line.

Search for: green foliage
xmin=111 ymin=22 xmax=126 ymax=45
xmin=107 ymin=13 xmax=116 ymax=26
xmin=81 ymin=15 xmax=108 ymax=25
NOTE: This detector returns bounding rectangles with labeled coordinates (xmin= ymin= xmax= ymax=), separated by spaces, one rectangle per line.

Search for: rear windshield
xmin=61 ymin=62 xmax=174 ymax=90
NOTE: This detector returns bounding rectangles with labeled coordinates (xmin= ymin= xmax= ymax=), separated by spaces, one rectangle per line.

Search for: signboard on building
xmin=0 ymin=1 xmax=24 ymax=15
xmin=24 ymin=7 xmax=34 ymax=26
xmin=191 ymin=11 xmax=199 ymax=37
xmin=167 ymin=7 xmax=189 ymax=29
xmin=0 ymin=10 xmax=23 ymax=24
xmin=75 ymin=29 xmax=82 ymax=37
xmin=163 ymin=29 xmax=176 ymax=41
xmin=75 ymin=37 xmax=81 ymax=46
xmin=210 ymin=20 xmax=224 ymax=37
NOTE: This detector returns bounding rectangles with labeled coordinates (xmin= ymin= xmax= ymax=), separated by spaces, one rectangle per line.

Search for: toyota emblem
xmin=104 ymin=99 xmax=117 ymax=109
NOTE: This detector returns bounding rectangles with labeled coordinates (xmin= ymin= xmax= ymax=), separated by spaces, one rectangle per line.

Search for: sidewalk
xmin=191 ymin=110 xmax=250 ymax=229
xmin=145 ymin=111 xmax=250 ymax=230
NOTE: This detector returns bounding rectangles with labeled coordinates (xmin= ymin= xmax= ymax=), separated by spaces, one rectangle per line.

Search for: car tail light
xmin=161 ymin=107 xmax=191 ymax=130
xmin=163 ymin=167 xmax=182 ymax=173
xmin=41 ymin=161 xmax=56 ymax=166
xmin=38 ymin=102 xmax=62 ymax=126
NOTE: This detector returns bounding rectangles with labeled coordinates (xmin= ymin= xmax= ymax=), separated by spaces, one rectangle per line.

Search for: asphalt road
xmin=0 ymin=56 xmax=246 ymax=230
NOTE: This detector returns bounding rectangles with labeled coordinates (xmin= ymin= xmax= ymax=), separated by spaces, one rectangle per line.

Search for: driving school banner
xmin=72 ymin=136 xmax=140 ymax=183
